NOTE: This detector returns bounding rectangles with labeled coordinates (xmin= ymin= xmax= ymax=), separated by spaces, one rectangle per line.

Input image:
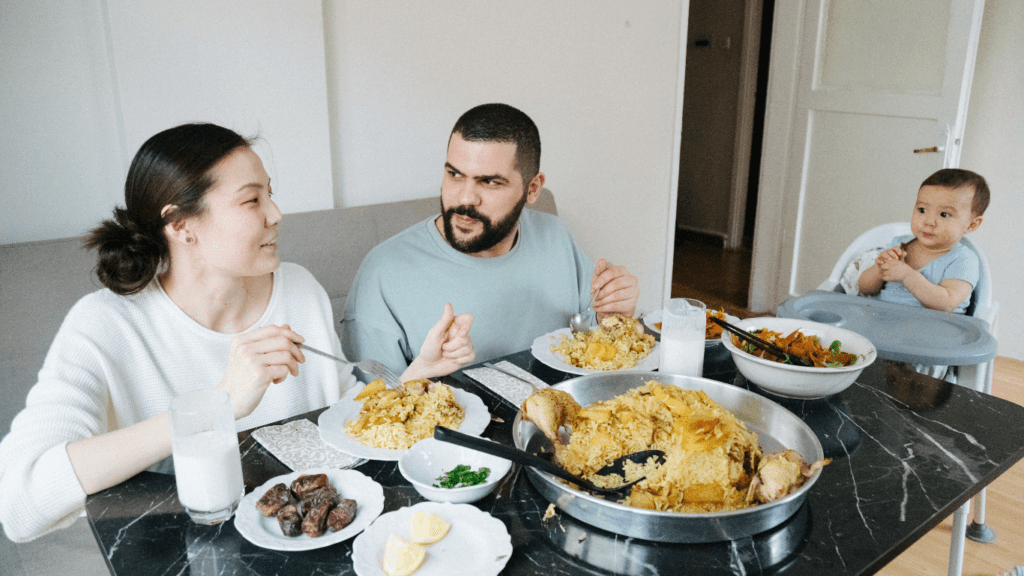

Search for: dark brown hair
xmin=451 ymin=103 xmax=541 ymax=185
xmin=85 ymin=123 xmax=251 ymax=295
xmin=921 ymin=168 xmax=990 ymax=216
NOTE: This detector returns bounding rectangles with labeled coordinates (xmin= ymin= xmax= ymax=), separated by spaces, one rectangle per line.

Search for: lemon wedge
xmin=382 ymin=533 xmax=426 ymax=576
xmin=409 ymin=511 xmax=450 ymax=545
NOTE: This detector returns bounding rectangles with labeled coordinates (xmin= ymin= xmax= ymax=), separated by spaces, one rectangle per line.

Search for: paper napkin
xmin=251 ymin=419 xmax=365 ymax=471
xmin=464 ymin=361 xmax=549 ymax=408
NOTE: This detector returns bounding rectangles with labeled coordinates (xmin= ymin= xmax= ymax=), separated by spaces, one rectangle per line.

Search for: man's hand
xmin=590 ymin=258 xmax=639 ymax=321
xmin=403 ymin=303 xmax=476 ymax=381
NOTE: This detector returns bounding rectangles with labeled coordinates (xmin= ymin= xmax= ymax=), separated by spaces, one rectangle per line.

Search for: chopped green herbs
xmin=433 ymin=464 xmax=491 ymax=489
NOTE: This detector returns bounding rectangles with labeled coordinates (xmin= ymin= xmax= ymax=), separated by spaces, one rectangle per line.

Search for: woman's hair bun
xmin=86 ymin=123 xmax=252 ymax=295
xmin=84 ymin=207 xmax=164 ymax=295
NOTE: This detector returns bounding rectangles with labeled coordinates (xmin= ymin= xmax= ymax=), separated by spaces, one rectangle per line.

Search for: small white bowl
xmin=398 ymin=438 xmax=511 ymax=503
xmin=722 ymin=317 xmax=877 ymax=399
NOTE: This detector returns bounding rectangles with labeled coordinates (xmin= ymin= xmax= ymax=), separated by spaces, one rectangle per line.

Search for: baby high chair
xmin=779 ymin=222 xmax=1000 ymax=576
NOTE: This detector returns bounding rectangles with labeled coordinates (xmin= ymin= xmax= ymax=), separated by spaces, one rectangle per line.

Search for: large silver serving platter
xmin=512 ymin=372 xmax=824 ymax=543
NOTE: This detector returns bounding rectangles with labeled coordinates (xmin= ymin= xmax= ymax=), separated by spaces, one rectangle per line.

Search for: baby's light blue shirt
xmin=876 ymin=234 xmax=979 ymax=314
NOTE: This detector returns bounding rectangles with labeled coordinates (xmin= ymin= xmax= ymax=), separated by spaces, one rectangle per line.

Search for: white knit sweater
xmin=0 ymin=263 xmax=355 ymax=541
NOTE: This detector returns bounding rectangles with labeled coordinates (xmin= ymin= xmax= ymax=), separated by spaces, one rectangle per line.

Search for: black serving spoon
xmin=433 ymin=426 xmax=665 ymax=497
xmin=709 ymin=316 xmax=815 ymax=367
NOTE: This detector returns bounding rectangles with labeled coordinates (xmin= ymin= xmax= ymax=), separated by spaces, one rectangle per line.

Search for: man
xmin=341 ymin=103 xmax=639 ymax=373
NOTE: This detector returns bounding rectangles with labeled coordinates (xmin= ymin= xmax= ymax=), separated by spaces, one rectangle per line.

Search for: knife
xmin=482 ymin=362 xmax=545 ymax=390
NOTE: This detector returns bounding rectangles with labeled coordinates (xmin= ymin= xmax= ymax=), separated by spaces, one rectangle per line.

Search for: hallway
xmin=670 ymin=230 xmax=754 ymax=318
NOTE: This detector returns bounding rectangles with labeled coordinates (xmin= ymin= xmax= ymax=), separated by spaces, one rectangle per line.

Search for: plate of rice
xmin=533 ymin=317 xmax=660 ymax=375
xmin=318 ymin=382 xmax=490 ymax=461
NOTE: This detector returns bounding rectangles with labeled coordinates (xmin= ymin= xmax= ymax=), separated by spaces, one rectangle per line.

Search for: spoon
xmin=568 ymin=312 xmax=590 ymax=335
xmin=569 ymin=293 xmax=596 ymax=335
xmin=433 ymin=426 xmax=665 ymax=497
xmin=708 ymin=316 xmax=815 ymax=367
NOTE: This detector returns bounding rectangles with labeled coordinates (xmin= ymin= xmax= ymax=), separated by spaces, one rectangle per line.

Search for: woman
xmin=0 ymin=123 xmax=475 ymax=541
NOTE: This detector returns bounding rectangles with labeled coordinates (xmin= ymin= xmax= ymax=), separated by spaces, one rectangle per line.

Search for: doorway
xmin=672 ymin=0 xmax=773 ymax=317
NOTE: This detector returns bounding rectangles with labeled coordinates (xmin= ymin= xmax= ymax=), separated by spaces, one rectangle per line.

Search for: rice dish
xmin=557 ymin=380 xmax=762 ymax=513
xmin=552 ymin=316 xmax=655 ymax=370
xmin=345 ymin=380 xmax=465 ymax=450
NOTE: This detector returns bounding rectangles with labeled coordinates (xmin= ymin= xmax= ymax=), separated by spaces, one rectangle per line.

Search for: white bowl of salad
xmin=722 ymin=316 xmax=877 ymax=399
xmin=399 ymin=438 xmax=512 ymax=503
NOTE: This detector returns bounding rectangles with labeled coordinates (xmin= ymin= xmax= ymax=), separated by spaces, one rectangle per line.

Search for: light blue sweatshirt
xmin=341 ymin=209 xmax=595 ymax=374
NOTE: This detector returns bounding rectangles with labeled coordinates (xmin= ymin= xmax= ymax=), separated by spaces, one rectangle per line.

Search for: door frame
xmin=725 ymin=0 xmax=765 ymax=250
xmin=748 ymin=0 xmax=804 ymax=312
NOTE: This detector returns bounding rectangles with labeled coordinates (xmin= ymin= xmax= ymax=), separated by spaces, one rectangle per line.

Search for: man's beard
xmin=441 ymin=190 xmax=528 ymax=254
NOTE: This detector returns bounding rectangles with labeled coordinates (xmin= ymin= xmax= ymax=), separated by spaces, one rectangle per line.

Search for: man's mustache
xmin=446 ymin=205 xmax=491 ymax=227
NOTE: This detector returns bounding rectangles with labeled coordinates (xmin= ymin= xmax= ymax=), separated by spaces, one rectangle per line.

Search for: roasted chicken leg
xmin=747 ymin=449 xmax=830 ymax=503
xmin=520 ymin=389 xmax=582 ymax=447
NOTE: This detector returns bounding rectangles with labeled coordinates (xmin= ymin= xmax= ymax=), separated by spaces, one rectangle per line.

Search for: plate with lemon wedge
xmin=351 ymin=501 xmax=512 ymax=576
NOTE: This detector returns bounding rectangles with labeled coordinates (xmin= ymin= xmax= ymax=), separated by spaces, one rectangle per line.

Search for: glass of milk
xmin=658 ymin=298 xmax=706 ymax=377
xmin=169 ymin=389 xmax=244 ymax=525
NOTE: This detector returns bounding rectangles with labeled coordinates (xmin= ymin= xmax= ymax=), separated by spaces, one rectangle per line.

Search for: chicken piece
xmin=747 ymin=449 xmax=831 ymax=503
xmin=400 ymin=378 xmax=435 ymax=396
xmin=520 ymin=389 xmax=582 ymax=446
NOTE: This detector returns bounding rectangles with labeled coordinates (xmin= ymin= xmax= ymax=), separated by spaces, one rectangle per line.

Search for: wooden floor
xmin=671 ymin=231 xmax=756 ymax=318
xmin=672 ymin=233 xmax=1024 ymax=575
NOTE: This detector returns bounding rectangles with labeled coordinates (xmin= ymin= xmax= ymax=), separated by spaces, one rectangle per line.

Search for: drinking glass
xmin=170 ymin=389 xmax=244 ymax=525
xmin=658 ymin=298 xmax=706 ymax=377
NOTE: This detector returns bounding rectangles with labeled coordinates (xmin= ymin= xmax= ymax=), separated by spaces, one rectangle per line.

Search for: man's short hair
xmin=921 ymin=168 xmax=990 ymax=216
xmin=451 ymin=103 xmax=541 ymax=184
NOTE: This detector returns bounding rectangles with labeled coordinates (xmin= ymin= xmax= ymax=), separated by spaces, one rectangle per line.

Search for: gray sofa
xmin=0 ymin=190 xmax=557 ymax=436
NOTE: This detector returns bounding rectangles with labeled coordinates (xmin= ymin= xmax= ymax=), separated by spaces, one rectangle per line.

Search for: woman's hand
xmin=217 ymin=324 xmax=305 ymax=420
xmin=403 ymin=303 xmax=475 ymax=381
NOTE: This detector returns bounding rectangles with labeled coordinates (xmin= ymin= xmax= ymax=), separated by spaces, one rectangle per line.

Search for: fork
xmin=297 ymin=343 xmax=403 ymax=389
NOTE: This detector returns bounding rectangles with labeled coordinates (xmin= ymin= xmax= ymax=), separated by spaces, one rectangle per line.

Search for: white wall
xmin=0 ymin=2 xmax=124 ymax=243
xmin=0 ymin=0 xmax=334 ymax=245
xmin=1 ymin=1 xmax=685 ymax=318
xmin=323 ymin=1 xmax=686 ymax=315
xmin=959 ymin=0 xmax=1024 ymax=360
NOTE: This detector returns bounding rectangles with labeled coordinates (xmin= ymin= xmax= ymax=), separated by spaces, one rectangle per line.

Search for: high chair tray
xmin=776 ymin=290 xmax=996 ymax=366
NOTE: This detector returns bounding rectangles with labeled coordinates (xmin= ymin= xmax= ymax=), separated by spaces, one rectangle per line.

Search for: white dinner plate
xmin=643 ymin=309 xmax=741 ymax=343
xmin=351 ymin=501 xmax=513 ymax=576
xmin=530 ymin=327 xmax=661 ymax=376
xmin=318 ymin=383 xmax=490 ymax=461
xmin=234 ymin=468 xmax=384 ymax=551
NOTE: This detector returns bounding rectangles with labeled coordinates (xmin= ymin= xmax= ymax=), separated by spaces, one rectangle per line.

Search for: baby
xmin=858 ymin=168 xmax=989 ymax=314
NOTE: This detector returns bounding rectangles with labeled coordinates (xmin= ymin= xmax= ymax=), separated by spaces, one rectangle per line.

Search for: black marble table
xmin=84 ymin=351 xmax=1024 ymax=575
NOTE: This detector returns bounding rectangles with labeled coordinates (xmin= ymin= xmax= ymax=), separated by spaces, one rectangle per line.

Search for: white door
xmin=749 ymin=0 xmax=985 ymax=311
